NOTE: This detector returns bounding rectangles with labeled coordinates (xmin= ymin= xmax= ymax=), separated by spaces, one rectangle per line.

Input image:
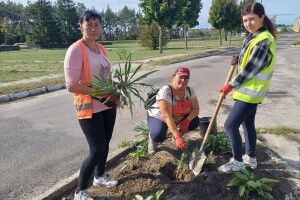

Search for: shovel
xmin=189 ymin=64 xmax=236 ymax=176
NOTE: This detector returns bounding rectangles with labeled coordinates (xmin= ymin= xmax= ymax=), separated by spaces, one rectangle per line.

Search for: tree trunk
xmin=224 ymin=30 xmax=228 ymax=41
xmin=159 ymin=25 xmax=163 ymax=53
xmin=219 ymin=29 xmax=222 ymax=45
xmin=229 ymin=30 xmax=232 ymax=44
xmin=184 ymin=25 xmax=188 ymax=50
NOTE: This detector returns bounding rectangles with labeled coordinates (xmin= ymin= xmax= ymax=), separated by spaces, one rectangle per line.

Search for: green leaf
xmin=129 ymin=63 xmax=143 ymax=81
xmin=247 ymin=180 xmax=258 ymax=188
xmin=134 ymin=194 xmax=144 ymax=200
xmin=235 ymin=171 xmax=249 ymax=181
xmin=239 ymin=185 xmax=246 ymax=197
xmin=227 ymin=177 xmax=242 ymax=187
xmin=155 ymin=189 xmax=165 ymax=199
xmin=145 ymin=195 xmax=154 ymax=200
xmin=260 ymin=191 xmax=274 ymax=200
xmin=260 ymin=178 xmax=279 ymax=184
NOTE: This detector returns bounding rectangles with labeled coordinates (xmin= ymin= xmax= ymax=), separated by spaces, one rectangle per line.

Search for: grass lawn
xmin=0 ymin=37 xmax=242 ymax=94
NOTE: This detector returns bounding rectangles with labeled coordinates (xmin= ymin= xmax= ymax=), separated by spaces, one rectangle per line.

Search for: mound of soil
xmin=67 ymin=131 xmax=298 ymax=200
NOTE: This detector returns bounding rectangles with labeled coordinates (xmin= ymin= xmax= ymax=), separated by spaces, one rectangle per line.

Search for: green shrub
xmin=205 ymin=133 xmax=231 ymax=155
xmin=138 ymin=22 xmax=170 ymax=50
xmin=227 ymin=169 xmax=279 ymax=199
xmin=126 ymin=122 xmax=150 ymax=160
xmin=127 ymin=140 xmax=148 ymax=160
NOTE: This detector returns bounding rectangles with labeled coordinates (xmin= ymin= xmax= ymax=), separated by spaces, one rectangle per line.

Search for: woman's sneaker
xmin=242 ymin=154 xmax=257 ymax=169
xmin=93 ymin=176 xmax=118 ymax=187
xmin=218 ymin=158 xmax=245 ymax=173
xmin=74 ymin=190 xmax=93 ymax=200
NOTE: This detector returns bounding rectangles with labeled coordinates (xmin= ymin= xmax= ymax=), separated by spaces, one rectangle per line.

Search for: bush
xmin=138 ymin=22 xmax=170 ymax=50
xmin=4 ymin=33 xmax=16 ymax=45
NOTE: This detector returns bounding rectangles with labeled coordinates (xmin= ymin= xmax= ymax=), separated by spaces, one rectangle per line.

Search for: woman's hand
xmin=230 ymin=54 xmax=239 ymax=66
xmin=175 ymin=136 xmax=185 ymax=150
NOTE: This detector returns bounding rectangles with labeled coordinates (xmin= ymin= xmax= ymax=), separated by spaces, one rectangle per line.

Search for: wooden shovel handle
xmin=198 ymin=65 xmax=236 ymax=153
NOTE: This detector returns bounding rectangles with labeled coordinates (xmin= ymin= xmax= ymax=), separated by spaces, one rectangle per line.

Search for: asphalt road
xmin=0 ymin=33 xmax=299 ymax=200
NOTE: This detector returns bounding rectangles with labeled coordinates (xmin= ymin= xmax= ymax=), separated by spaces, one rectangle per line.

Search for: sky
xmin=11 ymin=0 xmax=300 ymax=28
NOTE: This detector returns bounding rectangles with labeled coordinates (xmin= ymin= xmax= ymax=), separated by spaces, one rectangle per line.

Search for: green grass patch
xmin=257 ymin=126 xmax=300 ymax=135
xmin=290 ymin=40 xmax=300 ymax=46
xmin=0 ymin=76 xmax=65 ymax=95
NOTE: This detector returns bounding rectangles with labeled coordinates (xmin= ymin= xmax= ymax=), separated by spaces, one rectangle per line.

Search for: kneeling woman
xmin=147 ymin=66 xmax=200 ymax=153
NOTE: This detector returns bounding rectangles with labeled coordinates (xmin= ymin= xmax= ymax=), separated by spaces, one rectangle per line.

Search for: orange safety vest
xmin=73 ymin=39 xmax=107 ymax=119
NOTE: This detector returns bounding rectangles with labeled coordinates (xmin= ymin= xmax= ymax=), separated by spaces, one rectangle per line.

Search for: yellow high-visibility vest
xmin=232 ymin=30 xmax=276 ymax=104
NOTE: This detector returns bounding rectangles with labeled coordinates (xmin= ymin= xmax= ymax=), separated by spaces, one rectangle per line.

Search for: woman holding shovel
xmin=218 ymin=2 xmax=277 ymax=173
xmin=64 ymin=10 xmax=118 ymax=200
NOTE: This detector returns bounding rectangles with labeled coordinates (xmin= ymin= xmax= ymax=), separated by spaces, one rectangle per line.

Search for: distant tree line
xmin=0 ymin=0 xmax=258 ymax=51
xmin=0 ymin=0 xmax=141 ymax=46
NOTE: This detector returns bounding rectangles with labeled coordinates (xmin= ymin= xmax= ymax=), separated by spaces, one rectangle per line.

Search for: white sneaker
xmin=74 ymin=190 xmax=93 ymax=200
xmin=242 ymin=154 xmax=257 ymax=169
xmin=93 ymin=176 xmax=118 ymax=187
xmin=218 ymin=158 xmax=245 ymax=173
xmin=148 ymin=133 xmax=157 ymax=154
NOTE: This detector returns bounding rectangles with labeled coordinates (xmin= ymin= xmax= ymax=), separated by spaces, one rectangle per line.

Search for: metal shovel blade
xmin=189 ymin=149 xmax=207 ymax=176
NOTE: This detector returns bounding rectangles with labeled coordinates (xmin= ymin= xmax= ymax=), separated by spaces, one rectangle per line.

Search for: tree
xmin=0 ymin=1 xmax=27 ymax=44
xmin=176 ymin=0 xmax=203 ymax=50
xmin=55 ymin=0 xmax=80 ymax=45
xmin=223 ymin=0 xmax=240 ymax=43
xmin=138 ymin=22 xmax=170 ymax=50
xmin=26 ymin=0 xmax=61 ymax=46
xmin=208 ymin=0 xmax=229 ymax=45
xmin=0 ymin=26 xmax=4 ymax=44
xmin=118 ymin=6 xmax=136 ymax=40
xmin=75 ymin=2 xmax=87 ymax=17
xmin=140 ymin=0 xmax=183 ymax=53
xmin=103 ymin=6 xmax=118 ymax=40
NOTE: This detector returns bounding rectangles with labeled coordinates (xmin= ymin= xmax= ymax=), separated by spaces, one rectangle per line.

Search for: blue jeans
xmin=224 ymin=100 xmax=258 ymax=162
xmin=147 ymin=115 xmax=200 ymax=142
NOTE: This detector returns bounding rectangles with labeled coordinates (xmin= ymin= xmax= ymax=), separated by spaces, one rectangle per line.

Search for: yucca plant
xmin=134 ymin=189 xmax=164 ymax=200
xmin=227 ymin=169 xmax=279 ymax=199
xmin=91 ymin=51 xmax=158 ymax=117
xmin=204 ymin=133 xmax=231 ymax=155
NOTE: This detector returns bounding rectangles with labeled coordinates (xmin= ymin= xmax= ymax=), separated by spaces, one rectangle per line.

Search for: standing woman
xmin=218 ymin=2 xmax=277 ymax=172
xmin=64 ymin=10 xmax=118 ymax=200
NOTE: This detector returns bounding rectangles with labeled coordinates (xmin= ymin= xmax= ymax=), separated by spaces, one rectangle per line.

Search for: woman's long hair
xmin=242 ymin=2 xmax=277 ymax=40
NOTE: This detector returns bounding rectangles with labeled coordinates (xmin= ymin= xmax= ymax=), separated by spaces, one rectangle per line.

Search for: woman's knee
xmin=224 ymin=118 xmax=238 ymax=133
xmin=150 ymin=130 xmax=166 ymax=142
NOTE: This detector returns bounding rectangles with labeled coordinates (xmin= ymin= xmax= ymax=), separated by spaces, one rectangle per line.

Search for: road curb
xmin=0 ymin=84 xmax=66 ymax=104
xmin=34 ymin=147 xmax=132 ymax=200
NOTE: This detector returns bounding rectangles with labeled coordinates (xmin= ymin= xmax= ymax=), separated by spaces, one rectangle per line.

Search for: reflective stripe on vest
xmin=73 ymin=39 xmax=107 ymax=119
xmin=232 ymin=30 xmax=276 ymax=104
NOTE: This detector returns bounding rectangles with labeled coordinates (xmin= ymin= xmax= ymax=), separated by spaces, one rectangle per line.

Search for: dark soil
xmin=67 ymin=131 xmax=298 ymax=200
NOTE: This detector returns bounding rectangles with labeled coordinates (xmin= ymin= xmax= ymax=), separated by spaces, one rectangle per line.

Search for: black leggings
xmin=77 ymin=108 xmax=116 ymax=190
